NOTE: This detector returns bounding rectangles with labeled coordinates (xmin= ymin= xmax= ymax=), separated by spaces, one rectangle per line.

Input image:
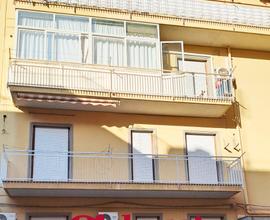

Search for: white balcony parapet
xmin=1 ymin=147 xmax=243 ymax=186
xmin=20 ymin=0 xmax=270 ymax=28
xmin=8 ymin=61 xmax=233 ymax=102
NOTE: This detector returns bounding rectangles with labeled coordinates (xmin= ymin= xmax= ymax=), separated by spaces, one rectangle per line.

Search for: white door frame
xmin=30 ymin=123 xmax=72 ymax=181
xmin=130 ymin=129 xmax=156 ymax=182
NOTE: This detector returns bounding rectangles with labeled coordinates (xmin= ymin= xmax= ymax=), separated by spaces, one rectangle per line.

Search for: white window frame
xmin=161 ymin=41 xmax=184 ymax=73
xmin=16 ymin=10 xmax=161 ymax=70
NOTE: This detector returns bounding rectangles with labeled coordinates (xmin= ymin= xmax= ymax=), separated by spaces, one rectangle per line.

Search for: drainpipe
xmin=227 ymin=47 xmax=258 ymax=215
xmin=226 ymin=46 xmax=251 ymax=217
xmin=227 ymin=47 xmax=233 ymax=75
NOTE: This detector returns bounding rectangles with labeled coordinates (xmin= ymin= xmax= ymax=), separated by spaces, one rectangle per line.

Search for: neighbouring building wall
xmin=232 ymin=49 xmax=270 ymax=213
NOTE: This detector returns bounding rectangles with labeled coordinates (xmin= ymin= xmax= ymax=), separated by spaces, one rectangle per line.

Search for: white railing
xmin=8 ymin=61 xmax=233 ymax=101
xmin=1 ymin=148 xmax=243 ymax=186
xmin=18 ymin=0 xmax=270 ymax=28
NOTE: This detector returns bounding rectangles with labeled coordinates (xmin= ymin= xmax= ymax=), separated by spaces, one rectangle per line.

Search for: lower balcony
xmin=8 ymin=60 xmax=234 ymax=117
xmin=1 ymin=147 xmax=243 ymax=198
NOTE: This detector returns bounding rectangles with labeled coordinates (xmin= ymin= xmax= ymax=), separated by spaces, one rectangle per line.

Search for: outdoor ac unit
xmin=0 ymin=213 xmax=16 ymax=220
xmin=98 ymin=212 xmax=118 ymax=220
xmin=216 ymin=67 xmax=230 ymax=76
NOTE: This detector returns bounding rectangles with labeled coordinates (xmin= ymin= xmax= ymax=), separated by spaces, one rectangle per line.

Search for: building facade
xmin=0 ymin=0 xmax=270 ymax=220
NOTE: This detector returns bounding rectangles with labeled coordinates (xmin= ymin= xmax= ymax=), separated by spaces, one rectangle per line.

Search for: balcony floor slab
xmin=10 ymin=89 xmax=232 ymax=118
xmin=3 ymin=181 xmax=242 ymax=198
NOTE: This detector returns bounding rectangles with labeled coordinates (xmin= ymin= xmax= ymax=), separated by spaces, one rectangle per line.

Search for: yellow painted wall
xmin=2 ymin=0 xmax=270 ymax=218
xmin=0 ymin=110 xmax=240 ymax=180
xmin=231 ymin=49 xmax=270 ymax=212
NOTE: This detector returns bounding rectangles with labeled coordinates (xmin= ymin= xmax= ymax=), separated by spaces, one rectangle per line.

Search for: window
xmin=135 ymin=215 xmax=161 ymax=220
xmin=92 ymin=19 xmax=125 ymax=36
xmin=127 ymin=23 xmax=158 ymax=38
xmin=29 ymin=216 xmax=68 ymax=220
xmin=136 ymin=218 xmax=160 ymax=220
xmin=17 ymin=11 xmax=88 ymax=62
xmin=126 ymin=23 xmax=159 ymax=69
xmin=93 ymin=36 xmax=125 ymax=66
xmin=18 ymin=11 xmax=53 ymax=28
xmin=131 ymin=131 xmax=155 ymax=182
xmin=127 ymin=40 xmax=158 ymax=69
xmin=31 ymin=125 xmax=70 ymax=181
xmin=54 ymin=33 xmax=81 ymax=62
xmin=17 ymin=29 xmax=45 ymax=60
xmin=185 ymin=134 xmax=218 ymax=184
xmin=55 ymin=15 xmax=89 ymax=32
xmin=16 ymin=11 xmax=160 ymax=69
xmin=178 ymin=53 xmax=212 ymax=97
xmin=190 ymin=216 xmax=224 ymax=220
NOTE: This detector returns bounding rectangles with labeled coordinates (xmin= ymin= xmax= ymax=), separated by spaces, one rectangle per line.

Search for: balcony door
xmin=131 ymin=131 xmax=154 ymax=182
xmin=32 ymin=126 xmax=70 ymax=181
xmin=178 ymin=56 xmax=210 ymax=98
xmin=186 ymin=134 xmax=218 ymax=184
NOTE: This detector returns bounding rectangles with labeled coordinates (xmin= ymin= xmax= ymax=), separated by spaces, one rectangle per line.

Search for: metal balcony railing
xmin=18 ymin=0 xmax=270 ymax=28
xmin=1 ymin=148 xmax=243 ymax=186
xmin=8 ymin=61 xmax=233 ymax=102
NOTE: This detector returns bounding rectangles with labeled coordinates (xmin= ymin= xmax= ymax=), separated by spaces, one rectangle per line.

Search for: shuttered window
xmin=186 ymin=134 xmax=218 ymax=184
xmin=32 ymin=126 xmax=70 ymax=181
xmin=131 ymin=131 xmax=154 ymax=182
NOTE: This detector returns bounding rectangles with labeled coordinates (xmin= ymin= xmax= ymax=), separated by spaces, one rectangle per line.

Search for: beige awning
xmin=16 ymin=93 xmax=120 ymax=108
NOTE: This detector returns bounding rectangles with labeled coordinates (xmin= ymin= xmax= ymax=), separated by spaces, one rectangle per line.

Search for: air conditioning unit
xmin=216 ymin=67 xmax=230 ymax=76
xmin=0 ymin=213 xmax=16 ymax=220
xmin=98 ymin=212 xmax=118 ymax=220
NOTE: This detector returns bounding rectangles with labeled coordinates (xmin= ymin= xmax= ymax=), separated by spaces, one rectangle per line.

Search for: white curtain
xmin=18 ymin=30 xmax=45 ymax=60
xmin=55 ymin=15 xmax=89 ymax=33
xmin=94 ymin=37 xmax=124 ymax=66
xmin=46 ymin=32 xmax=54 ymax=61
xmin=55 ymin=34 xmax=81 ymax=62
xmin=81 ymin=35 xmax=89 ymax=63
xmin=18 ymin=11 xmax=53 ymax=28
xmin=127 ymin=40 xmax=158 ymax=69
xmin=92 ymin=19 xmax=124 ymax=36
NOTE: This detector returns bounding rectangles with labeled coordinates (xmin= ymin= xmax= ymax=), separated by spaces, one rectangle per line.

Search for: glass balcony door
xmin=179 ymin=59 xmax=208 ymax=97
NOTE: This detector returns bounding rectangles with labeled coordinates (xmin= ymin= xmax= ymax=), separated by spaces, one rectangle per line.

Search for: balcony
xmin=1 ymin=147 xmax=243 ymax=198
xmin=8 ymin=60 xmax=233 ymax=117
xmin=16 ymin=0 xmax=270 ymax=28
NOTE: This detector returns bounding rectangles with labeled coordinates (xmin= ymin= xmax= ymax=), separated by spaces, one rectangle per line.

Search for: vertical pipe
xmin=227 ymin=47 xmax=233 ymax=72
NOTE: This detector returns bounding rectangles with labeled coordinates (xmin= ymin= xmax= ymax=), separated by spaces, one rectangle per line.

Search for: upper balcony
xmin=1 ymin=147 xmax=243 ymax=198
xmin=8 ymin=11 xmax=234 ymax=117
xmin=8 ymin=60 xmax=233 ymax=117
